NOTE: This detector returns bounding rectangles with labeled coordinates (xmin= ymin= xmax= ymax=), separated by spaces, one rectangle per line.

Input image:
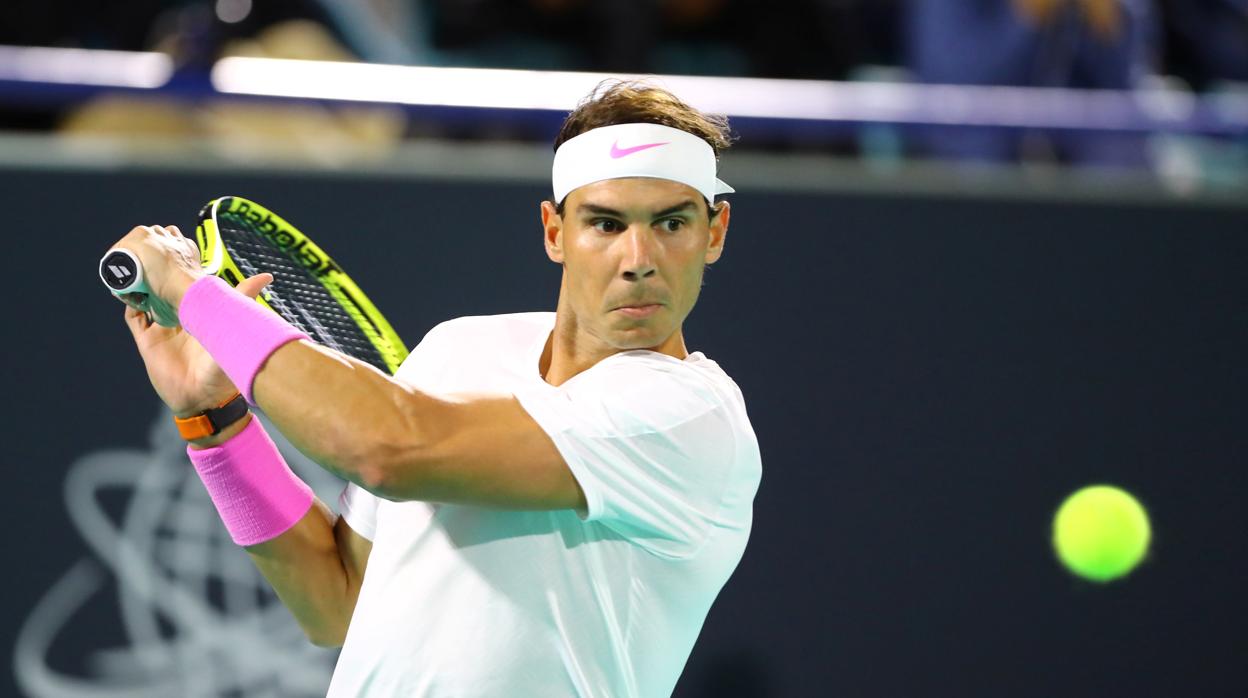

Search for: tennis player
xmin=111 ymin=82 xmax=761 ymax=697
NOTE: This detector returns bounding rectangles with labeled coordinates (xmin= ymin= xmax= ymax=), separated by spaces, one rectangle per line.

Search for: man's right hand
xmin=122 ymin=273 xmax=273 ymax=418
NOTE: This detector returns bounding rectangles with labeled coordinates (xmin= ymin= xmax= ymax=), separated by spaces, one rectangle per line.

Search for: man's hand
xmin=109 ymin=225 xmax=204 ymax=318
xmin=123 ymin=271 xmax=273 ymax=417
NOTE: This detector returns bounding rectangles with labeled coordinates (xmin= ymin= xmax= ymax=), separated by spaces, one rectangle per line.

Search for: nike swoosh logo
xmin=610 ymin=140 xmax=670 ymax=158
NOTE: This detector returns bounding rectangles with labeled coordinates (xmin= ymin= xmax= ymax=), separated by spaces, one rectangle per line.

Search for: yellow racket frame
xmin=195 ymin=196 xmax=409 ymax=374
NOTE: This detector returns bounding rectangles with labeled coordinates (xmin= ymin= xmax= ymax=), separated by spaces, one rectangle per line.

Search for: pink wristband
xmin=179 ymin=275 xmax=309 ymax=404
xmin=187 ymin=416 xmax=315 ymax=546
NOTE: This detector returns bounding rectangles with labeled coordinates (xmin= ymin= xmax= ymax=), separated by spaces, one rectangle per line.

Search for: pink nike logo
xmin=610 ymin=140 xmax=669 ymax=159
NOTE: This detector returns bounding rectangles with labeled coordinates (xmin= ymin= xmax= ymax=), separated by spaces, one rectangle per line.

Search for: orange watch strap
xmin=174 ymin=393 xmax=246 ymax=441
xmin=175 ymin=413 xmax=216 ymax=441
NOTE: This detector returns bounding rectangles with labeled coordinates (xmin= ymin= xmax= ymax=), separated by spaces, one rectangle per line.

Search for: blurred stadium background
xmin=2 ymin=1 xmax=1245 ymax=696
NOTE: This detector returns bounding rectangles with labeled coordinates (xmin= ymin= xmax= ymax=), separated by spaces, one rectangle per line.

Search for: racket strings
xmin=216 ymin=214 xmax=391 ymax=374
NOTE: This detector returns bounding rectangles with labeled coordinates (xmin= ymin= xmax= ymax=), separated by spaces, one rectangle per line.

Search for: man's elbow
xmin=306 ymin=627 xmax=346 ymax=649
xmin=296 ymin=611 xmax=350 ymax=648
xmin=350 ymin=389 xmax=449 ymax=501
xmin=352 ymin=437 xmax=434 ymax=502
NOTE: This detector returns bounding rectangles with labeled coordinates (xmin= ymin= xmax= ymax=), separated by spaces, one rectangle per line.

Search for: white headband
xmin=552 ymin=123 xmax=734 ymax=204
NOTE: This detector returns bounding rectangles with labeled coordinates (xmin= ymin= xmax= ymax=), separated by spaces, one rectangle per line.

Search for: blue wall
xmin=4 ymin=165 xmax=1246 ymax=697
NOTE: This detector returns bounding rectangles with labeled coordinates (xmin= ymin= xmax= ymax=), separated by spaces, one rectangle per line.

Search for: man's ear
xmin=705 ymin=200 xmax=730 ymax=265
xmin=540 ymin=200 xmax=564 ymax=264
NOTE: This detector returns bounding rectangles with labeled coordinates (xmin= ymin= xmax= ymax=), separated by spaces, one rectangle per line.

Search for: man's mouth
xmin=614 ymin=302 xmax=663 ymax=319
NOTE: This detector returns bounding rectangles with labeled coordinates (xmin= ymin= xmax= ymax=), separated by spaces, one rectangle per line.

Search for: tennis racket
xmin=99 ymin=196 xmax=408 ymax=375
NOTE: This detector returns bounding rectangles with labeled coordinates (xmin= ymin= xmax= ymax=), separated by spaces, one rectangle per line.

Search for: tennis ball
xmin=1052 ymin=485 xmax=1151 ymax=582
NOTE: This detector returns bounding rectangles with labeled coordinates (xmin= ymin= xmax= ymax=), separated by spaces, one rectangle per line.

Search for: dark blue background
xmin=4 ymin=165 xmax=1246 ymax=696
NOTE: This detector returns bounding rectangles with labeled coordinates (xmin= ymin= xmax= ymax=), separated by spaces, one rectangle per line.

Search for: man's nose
xmin=621 ymin=227 xmax=658 ymax=281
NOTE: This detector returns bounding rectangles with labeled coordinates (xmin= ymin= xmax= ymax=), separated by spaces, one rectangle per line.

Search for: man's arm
xmin=251 ymin=339 xmax=587 ymax=511
xmin=246 ymin=503 xmax=372 ymax=647
xmin=109 ymin=228 xmax=376 ymax=647
xmin=191 ymin=414 xmax=372 ymax=647
xmin=107 ymin=224 xmax=584 ymax=511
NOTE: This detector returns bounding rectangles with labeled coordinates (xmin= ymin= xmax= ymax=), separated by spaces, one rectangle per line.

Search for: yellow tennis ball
xmin=1052 ymin=485 xmax=1151 ymax=582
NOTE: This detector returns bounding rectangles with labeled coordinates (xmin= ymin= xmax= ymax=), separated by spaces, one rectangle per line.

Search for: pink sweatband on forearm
xmin=187 ymin=416 xmax=315 ymax=547
xmin=179 ymin=275 xmax=309 ymax=405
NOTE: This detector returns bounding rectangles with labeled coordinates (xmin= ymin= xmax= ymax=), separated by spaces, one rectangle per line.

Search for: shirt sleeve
xmin=516 ymin=359 xmax=740 ymax=558
xmin=338 ymin=482 xmax=379 ymax=541
xmin=393 ymin=320 xmax=456 ymax=387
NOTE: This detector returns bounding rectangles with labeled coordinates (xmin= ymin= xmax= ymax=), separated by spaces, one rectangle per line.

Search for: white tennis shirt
xmin=327 ymin=312 xmax=761 ymax=697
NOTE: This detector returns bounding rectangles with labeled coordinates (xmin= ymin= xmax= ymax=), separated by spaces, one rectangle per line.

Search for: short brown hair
xmin=555 ymin=81 xmax=732 ymax=154
xmin=553 ymin=81 xmax=733 ymax=214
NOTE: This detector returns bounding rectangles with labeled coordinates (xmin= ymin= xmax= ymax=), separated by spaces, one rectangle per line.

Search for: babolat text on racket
xmin=99 ymin=196 xmax=408 ymax=375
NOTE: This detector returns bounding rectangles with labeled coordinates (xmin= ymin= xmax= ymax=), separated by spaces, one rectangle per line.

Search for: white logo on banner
xmin=14 ymin=410 xmax=343 ymax=697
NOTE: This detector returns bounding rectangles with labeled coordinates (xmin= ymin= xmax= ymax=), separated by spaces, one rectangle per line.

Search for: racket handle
xmin=99 ymin=249 xmax=146 ymax=294
xmin=99 ymin=248 xmax=179 ymax=327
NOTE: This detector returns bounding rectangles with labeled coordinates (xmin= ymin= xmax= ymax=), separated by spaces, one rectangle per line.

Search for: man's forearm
xmin=172 ymin=276 xmax=581 ymax=511
xmin=246 ymin=501 xmax=364 ymax=648
xmin=170 ymin=274 xmax=446 ymax=499
xmin=185 ymin=411 xmax=367 ymax=647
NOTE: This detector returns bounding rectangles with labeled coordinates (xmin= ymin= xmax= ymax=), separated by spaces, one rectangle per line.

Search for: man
xmin=111 ymin=82 xmax=761 ymax=697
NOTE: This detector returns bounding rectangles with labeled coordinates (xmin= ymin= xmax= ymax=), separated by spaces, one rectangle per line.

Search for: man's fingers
xmin=123 ymin=305 xmax=149 ymax=339
xmin=149 ymin=224 xmax=185 ymax=240
xmin=122 ymin=224 xmax=155 ymax=240
xmin=235 ymin=272 xmax=274 ymax=300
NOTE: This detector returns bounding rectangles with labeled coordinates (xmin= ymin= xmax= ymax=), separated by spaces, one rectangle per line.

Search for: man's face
xmin=541 ymin=177 xmax=729 ymax=354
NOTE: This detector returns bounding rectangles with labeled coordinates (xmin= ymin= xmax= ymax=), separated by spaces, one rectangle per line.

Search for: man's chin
xmin=606 ymin=325 xmax=672 ymax=352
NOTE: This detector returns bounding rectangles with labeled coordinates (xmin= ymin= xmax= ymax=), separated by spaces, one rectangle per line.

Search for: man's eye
xmin=594 ymin=220 xmax=622 ymax=233
xmin=662 ymin=219 xmax=685 ymax=232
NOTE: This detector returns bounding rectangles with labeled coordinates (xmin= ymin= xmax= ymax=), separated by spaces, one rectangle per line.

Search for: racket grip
xmin=99 ymin=248 xmax=146 ymax=294
xmin=99 ymin=248 xmax=179 ymax=327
